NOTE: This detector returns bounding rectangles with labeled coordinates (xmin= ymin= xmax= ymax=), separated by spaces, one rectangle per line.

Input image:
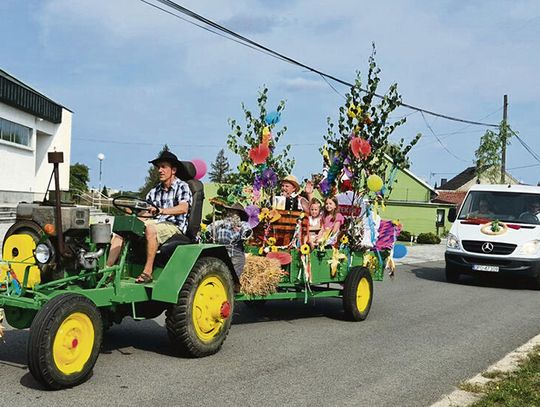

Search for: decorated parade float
xmin=0 ymin=54 xmax=419 ymax=389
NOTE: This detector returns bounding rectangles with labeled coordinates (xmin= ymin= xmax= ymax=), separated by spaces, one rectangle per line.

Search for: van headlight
xmin=34 ymin=243 xmax=51 ymax=264
xmin=519 ymin=240 xmax=540 ymax=256
xmin=446 ymin=233 xmax=460 ymax=249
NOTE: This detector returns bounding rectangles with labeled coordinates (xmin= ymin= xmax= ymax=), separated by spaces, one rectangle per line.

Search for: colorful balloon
xmin=191 ymin=159 xmax=207 ymax=180
xmin=367 ymin=174 xmax=383 ymax=192
xmin=264 ymin=111 xmax=281 ymax=125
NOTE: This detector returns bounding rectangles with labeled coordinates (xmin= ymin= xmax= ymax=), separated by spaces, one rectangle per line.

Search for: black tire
xmin=27 ymin=294 xmax=103 ymax=389
xmin=166 ymin=257 xmax=234 ymax=357
xmin=343 ymin=267 xmax=373 ymax=321
xmin=445 ymin=264 xmax=461 ymax=283
xmin=244 ymin=300 xmax=267 ymax=309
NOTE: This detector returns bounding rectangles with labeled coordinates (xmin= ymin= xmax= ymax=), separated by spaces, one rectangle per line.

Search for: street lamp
xmin=97 ymin=153 xmax=105 ymax=208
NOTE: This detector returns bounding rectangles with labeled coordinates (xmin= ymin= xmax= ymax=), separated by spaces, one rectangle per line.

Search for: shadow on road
xmin=410 ymin=263 xmax=538 ymax=290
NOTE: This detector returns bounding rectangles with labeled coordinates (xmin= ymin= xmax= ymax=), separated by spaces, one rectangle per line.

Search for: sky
xmin=1 ymin=0 xmax=539 ymax=191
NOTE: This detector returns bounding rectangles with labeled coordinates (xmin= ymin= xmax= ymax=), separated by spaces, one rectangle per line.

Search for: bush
xmin=416 ymin=232 xmax=441 ymax=244
xmin=397 ymin=230 xmax=412 ymax=242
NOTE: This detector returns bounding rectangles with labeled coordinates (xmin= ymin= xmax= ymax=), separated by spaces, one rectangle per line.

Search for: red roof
xmin=432 ymin=190 xmax=467 ymax=205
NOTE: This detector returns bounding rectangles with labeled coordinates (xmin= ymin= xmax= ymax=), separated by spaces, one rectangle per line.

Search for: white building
xmin=0 ymin=69 xmax=72 ymax=204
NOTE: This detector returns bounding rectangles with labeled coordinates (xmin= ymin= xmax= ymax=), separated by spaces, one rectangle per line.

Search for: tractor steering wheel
xmin=112 ymin=196 xmax=160 ymax=218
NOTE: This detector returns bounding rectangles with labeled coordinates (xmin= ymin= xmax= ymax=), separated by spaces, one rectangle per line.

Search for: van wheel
xmin=445 ymin=265 xmax=460 ymax=283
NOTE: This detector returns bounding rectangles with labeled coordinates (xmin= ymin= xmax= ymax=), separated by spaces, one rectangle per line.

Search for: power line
xmin=73 ymin=137 xmax=320 ymax=147
xmin=142 ymin=0 xmax=499 ymax=128
xmin=420 ymin=112 xmax=469 ymax=162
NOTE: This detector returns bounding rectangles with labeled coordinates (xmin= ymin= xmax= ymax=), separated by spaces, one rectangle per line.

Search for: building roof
xmin=439 ymin=166 xmax=476 ymax=190
xmin=0 ymin=68 xmax=70 ymax=123
xmin=431 ymin=190 xmax=467 ymax=205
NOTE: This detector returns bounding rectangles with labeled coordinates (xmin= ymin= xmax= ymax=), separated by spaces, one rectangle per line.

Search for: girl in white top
xmin=305 ymin=199 xmax=323 ymax=248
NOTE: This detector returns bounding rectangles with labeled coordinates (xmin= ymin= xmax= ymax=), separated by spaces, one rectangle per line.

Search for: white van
xmin=445 ymin=184 xmax=540 ymax=287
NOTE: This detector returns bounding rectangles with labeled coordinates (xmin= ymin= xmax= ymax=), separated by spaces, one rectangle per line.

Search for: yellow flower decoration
xmin=200 ymin=223 xmax=208 ymax=232
xmin=340 ymin=235 xmax=349 ymax=245
xmin=328 ymin=248 xmax=347 ymax=277
xmin=347 ymin=104 xmax=357 ymax=118
xmin=258 ymin=247 xmax=264 ymax=255
xmin=262 ymin=126 xmax=271 ymax=137
xmin=270 ymin=245 xmax=278 ymax=252
xmin=267 ymin=237 xmax=277 ymax=246
xmin=300 ymin=244 xmax=311 ymax=255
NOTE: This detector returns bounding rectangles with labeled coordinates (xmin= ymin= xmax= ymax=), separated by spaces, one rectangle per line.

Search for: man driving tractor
xmin=107 ymin=150 xmax=192 ymax=283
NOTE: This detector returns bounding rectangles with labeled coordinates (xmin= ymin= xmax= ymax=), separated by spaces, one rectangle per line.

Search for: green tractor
xmin=0 ymin=153 xmax=376 ymax=389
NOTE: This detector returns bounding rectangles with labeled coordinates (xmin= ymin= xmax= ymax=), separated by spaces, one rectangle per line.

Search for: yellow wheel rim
xmin=53 ymin=312 xmax=95 ymax=375
xmin=192 ymin=275 xmax=230 ymax=342
xmin=356 ymin=277 xmax=371 ymax=313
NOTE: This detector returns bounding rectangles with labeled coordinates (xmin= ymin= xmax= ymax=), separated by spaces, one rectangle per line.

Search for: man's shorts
xmin=143 ymin=220 xmax=182 ymax=244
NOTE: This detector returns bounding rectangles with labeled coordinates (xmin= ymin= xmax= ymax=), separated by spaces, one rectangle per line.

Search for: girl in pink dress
xmin=305 ymin=199 xmax=323 ymax=248
xmin=316 ymin=197 xmax=345 ymax=247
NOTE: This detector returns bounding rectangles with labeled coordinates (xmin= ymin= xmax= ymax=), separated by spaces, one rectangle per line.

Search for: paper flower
xmin=266 ymin=251 xmax=292 ymax=265
xmin=249 ymin=144 xmax=270 ymax=165
xmin=300 ymin=244 xmax=311 ymax=255
xmin=350 ymin=137 xmax=371 ymax=159
xmin=328 ymin=248 xmax=347 ymax=277
xmin=267 ymin=237 xmax=277 ymax=246
xmin=245 ymin=205 xmax=261 ymax=228
xmin=270 ymin=245 xmax=278 ymax=252
xmin=238 ymin=161 xmax=251 ymax=175
xmin=340 ymin=235 xmax=349 ymax=245
xmin=264 ymin=111 xmax=281 ymax=125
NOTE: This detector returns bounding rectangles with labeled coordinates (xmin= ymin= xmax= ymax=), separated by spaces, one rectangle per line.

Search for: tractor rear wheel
xmin=166 ymin=257 xmax=234 ymax=357
xmin=27 ymin=294 xmax=103 ymax=389
xmin=343 ymin=267 xmax=373 ymax=321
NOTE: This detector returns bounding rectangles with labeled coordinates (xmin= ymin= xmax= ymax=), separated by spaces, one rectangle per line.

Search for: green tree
xmin=475 ymin=121 xmax=513 ymax=183
xmin=69 ymin=163 xmax=90 ymax=192
xmin=208 ymin=149 xmax=231 ymax=183
xmin=139 ymin=144 xmax=169 ymax=197
xmin=101 ymin=185 xmax=108 ymax=197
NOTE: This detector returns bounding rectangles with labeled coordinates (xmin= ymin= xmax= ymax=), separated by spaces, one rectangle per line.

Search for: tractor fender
xmin=151 ymin=244 xmax=236 ymax=304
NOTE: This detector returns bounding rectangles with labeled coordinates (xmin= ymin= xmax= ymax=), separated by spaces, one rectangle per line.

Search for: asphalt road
xmin=1 ymin=261 xmax=540 ymax=407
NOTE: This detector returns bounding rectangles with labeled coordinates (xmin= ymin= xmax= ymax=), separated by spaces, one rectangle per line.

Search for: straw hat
xmin=280 ymin=175 xmax=300 ymax=191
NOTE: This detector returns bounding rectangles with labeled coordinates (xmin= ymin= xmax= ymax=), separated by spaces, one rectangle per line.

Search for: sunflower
xmin=267 ymin=237 xmax=277 ymax=246
xmin=340 ymin=235 xmax=349 ymax=245
xmin=270 ymin=245 xmax=278 ymax=252
xmin=258 ymin=247 xmax=264 ymax=255
xmin=300 ymin=244 xmax=311 ymax=255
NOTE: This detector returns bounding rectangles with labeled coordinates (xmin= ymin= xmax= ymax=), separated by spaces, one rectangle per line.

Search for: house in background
xmin=0 ymin=69 xmax=72 ymax=204
xmin=434 ymin=166 xmax=520 ymax=207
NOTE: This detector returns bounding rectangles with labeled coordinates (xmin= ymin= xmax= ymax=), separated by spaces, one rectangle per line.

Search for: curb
xmin=431 ymin=332 xmax=540 ymax=406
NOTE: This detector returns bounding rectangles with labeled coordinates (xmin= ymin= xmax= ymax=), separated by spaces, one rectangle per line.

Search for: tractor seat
xmin=155 ymin=160 xmax=204 ymax=267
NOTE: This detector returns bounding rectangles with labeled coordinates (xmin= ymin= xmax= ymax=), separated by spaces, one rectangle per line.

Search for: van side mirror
xmin=448 ymin=207 xmax=457 ymax=223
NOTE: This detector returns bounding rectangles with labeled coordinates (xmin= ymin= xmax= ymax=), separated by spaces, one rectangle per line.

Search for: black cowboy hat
xmin=210 ymin=198 xmax=248 ymax=222
xmin=149 ymin=151 xmax=182 ymax=169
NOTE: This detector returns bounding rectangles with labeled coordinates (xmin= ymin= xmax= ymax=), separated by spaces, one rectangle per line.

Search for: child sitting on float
xmin=305 ymin=198 xmax=323 ymax=248
xmin=316 ymin=196 xmax=345 ymax=247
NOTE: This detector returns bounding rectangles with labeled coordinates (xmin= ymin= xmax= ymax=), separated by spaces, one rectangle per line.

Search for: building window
xmin=0 ymin=117 xmax=31 ymax=147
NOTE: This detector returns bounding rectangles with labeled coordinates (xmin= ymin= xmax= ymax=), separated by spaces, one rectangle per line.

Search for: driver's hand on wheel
xmin=148 ymin=206 xmax=161 ymax=217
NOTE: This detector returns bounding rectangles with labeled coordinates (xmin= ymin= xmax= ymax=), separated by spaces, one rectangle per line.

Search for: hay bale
xmin=240 ymin=255 xmax=285 ymax=297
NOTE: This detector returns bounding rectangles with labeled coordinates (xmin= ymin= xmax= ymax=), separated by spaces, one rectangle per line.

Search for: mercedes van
xmin=445 ymin=184 xmax=540 ymax=286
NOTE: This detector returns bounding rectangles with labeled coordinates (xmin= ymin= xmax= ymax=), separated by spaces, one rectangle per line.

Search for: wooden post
xmin=500 ymin=94 xmax=508 ymax=183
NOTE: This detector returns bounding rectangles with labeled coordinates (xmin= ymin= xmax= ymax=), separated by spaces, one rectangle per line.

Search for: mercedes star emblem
xmin=482 ymin=242 xmax=494 ymax=253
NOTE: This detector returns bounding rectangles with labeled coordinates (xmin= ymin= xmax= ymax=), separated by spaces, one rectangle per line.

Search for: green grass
xmin=470 ymin=347 xmax=540 ymax=407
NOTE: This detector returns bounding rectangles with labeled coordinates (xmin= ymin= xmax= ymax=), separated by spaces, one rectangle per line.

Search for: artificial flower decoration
xmin=258 ymin=208 xmax=281 ymax=223
xmin=270 ymin=246 xmax=278 ymax=252
xmin=328 ymin=248 xmax=347 ymax=277
xmin=200 ymin=223 xmax=208 ymax=233
xmin=244 ymin=204 xmax=261 ymax=228
xmin=350 ymin=137 xmax=371 ymax=159
xmin=340 ymin=235 xmax=349 ymax=245
xmin=264 ymin=111 xmax=281 ymax=125
xmin=347 ymin=103 xmax=362 ymax=119
xmin=266 ymin=251 xmax=292 ymax=265
xmin=300 ymin=244 xmax=311 ymax=255
xmin=249 ymin=144 xmax=270 ymax=165
xmin=267 ymin=237 xmax=277 ymax=246
xmin=238 ymin=161 xmax=251 ymax=175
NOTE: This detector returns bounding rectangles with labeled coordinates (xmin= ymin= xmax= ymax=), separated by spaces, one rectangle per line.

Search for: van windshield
xmin=459 ymin=191 xmax=540 ymax=225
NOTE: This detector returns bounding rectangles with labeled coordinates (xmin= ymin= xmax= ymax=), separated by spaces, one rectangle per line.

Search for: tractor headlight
xmin=35 ymin=243 xmax=51 ymax=264
xmin=446 ymin=233 xmax=460 ymax=250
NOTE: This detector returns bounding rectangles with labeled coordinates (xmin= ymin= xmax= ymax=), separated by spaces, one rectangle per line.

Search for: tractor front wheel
xmin=27 ymin=294 xmax=103 ymax=389
xmin=343 ymin=267 xmax=373 ymax=321
xmin=166 ymin=257 xmax=234 ymax=357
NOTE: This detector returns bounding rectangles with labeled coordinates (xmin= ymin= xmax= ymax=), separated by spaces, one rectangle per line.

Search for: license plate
xmin=472 ymin=264 xmax=499 ymax=272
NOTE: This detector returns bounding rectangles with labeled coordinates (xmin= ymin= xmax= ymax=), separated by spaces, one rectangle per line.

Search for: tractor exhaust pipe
xmin=48 ymin=152 xmax=65 ymax=256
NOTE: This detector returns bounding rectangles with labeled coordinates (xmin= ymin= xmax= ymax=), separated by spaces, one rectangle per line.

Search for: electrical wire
xmin=420 ymin=111 xmax=469 ymax=162
xmin=142 ymin=0 xmax=499 ymax=128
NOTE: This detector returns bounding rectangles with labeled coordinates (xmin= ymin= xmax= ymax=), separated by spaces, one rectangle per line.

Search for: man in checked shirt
xmin=107 ymin=151 xmax=192 ymax=284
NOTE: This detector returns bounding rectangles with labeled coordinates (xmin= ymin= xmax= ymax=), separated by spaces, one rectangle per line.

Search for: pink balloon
xmin=191 ymin=159 xmax=207 ymax=180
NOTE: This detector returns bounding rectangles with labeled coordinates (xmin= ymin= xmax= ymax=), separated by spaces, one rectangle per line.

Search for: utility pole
xmin=500 ymin=94 xmax=508 ymax=183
